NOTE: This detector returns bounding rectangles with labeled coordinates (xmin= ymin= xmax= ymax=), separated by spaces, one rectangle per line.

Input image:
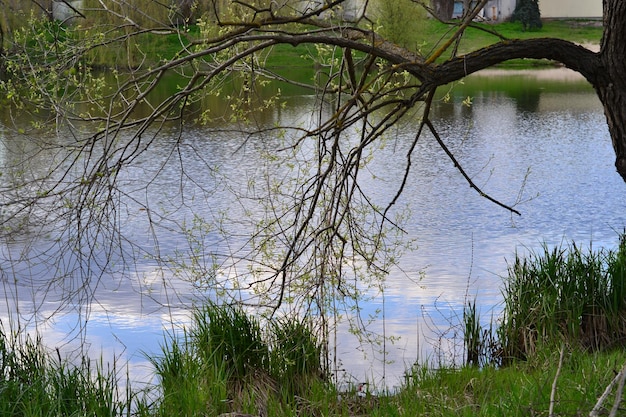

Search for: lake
xmin=1 ymin=67 xmax=625 ymax=391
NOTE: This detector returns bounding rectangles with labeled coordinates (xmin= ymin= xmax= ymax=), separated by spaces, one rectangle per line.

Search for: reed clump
xmin=0 ymin=324 xmax=133 ymax=417
xmin=150 ymin=303 xmax=331 ymax=417
xmin=498 ymin=234 xmax=626 ymax=362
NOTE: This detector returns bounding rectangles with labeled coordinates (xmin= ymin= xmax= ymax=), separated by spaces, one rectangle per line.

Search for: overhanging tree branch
xmin=3 ymin=0 xmax=624 ymax=332
xmin=434 ymin=38 xmax=600 ymax=85
xmin=426 ymin=118 xmax=522 ymax=216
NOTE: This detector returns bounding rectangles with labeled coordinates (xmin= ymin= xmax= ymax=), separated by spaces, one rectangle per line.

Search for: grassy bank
xmin=393 ymin=348 xmax=626 ymax=416
xmin=450 ymin=19 xmax=602 ymax=54
xmin=2 ymin=319 xmax=625 ymax=417
xmin=4 ymin=234 xmax=626 ymax=416
xmin=236 ymin=19 xmax=603 ymax=70
xmin=8 ymin=16 xmax=602 ymax=71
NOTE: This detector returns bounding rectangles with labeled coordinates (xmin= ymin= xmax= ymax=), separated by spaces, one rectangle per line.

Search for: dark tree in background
xmin=511 ymin=0 xmax=542 ymax=30
xmin=431 ymin=0 xmax=454 ymax=20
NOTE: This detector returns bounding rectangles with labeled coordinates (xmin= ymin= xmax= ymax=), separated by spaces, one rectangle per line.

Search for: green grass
xmin=149 ymin=303 xmax=332 ymax=416
xmin=458 ymin=233 xmax=626 ymax=370
xmin=457 ymin=19 xmax=601 ymax=53
xmin=387 ymin=347 xmax=625 ymax=417
xmin=3 ymin=16 xmax=603 ymax=74
xmin=0 ymin=11 xmax=616 ymax=416
xmin=2 ymin=291 xmax=626 ymax=416
xmin=413 ymin=19 xmax=602 ymax=66
xmin=498 ymin=235 xmax=626 ymax=362
xmin=0 ymin=326 xmax=136 ymax=417
xmin=81 ymin=18 xmax=605 ymax=70
xmin=250 ymin=19 xmax=604 ymax=71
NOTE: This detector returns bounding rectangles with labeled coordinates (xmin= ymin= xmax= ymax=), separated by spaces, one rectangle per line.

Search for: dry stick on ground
xmin=609 ymin=364 xmax=626 ymax=417
xmin=549 ymin=345 xmax=565 ymax=417
xmin=590 ymin=362 xmax=626 ymax=417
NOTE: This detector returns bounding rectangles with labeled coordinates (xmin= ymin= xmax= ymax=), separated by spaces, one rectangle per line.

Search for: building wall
xmin=52 ymin=1 xmax=83 ymax=22
xmin=485 ymin=0 xmax=517 ymax=21
xmin=539 ymin=0 xmax=602 ymax=19
xmin=452 ymin=0 xmax=516 ymax=21
xmin=478 ymin=0 xmax=603 ymax=21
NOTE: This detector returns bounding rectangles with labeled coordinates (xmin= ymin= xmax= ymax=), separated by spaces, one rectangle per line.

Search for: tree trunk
xmin=430 ymin=0 xmax=626 ymax=181
xmin=0 ymin=23 xmax=4 ymax=81
xmin=431 ymin=0 xmax=454 ymax=20
xmin=595 ymin=0 xmax=626 ymax=180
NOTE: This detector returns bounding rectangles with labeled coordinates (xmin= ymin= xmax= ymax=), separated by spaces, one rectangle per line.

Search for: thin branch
xmin=382 ymin=88 xmax=436 ymax=220
xmin=549 ymin=345 xmax=565 ymax=417
xmin=29 ymin=0 xmax=52 ymax=20
xmin=609 ymin=364 xmax=626 ymax=417
xmin=425 ymin=0 xmax=489 ymax=64
xmin=425 ymin=119 xmax=521 ymax=216
xmin=590 ymin=362 xmax=626 ymax=417
xmin=59 ymin=0 xmax=86 ymax=19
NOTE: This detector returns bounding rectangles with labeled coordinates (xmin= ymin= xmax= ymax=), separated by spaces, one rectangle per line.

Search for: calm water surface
xmin=1 ymin=68 xmax=625 ymax=390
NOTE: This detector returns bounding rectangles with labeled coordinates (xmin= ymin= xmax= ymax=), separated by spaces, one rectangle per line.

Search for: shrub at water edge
xmin=499 ymin=234 xmax=626 ymax=362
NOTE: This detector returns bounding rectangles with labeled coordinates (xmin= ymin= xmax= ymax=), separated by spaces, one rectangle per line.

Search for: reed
xmin=149 ymin=332 xmax=229 ymax=416
xmin=463 ymin=298 xmax=482 ymax=366
xmin=0 ymin=325 xmax=133 ymax=417
xmin=498 ymin=234 xmax=626 ymax=362
xmin=269 ymin=315 xmax=325 ymax=397
xmin=151 ymin=303 xmax=331 ymax=416
xmin=150 ymin=303 xmax=271 ymax=416
xmin=192 ymin=303 xmax=270 ymax=380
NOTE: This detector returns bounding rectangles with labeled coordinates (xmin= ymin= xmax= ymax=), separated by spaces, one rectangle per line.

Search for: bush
xmin=375 ymin=0 xmax=427 ymax=50
xmin=152 ymin=303 xmax=328 ymax=416
xmin=511 ymin=0 xmax=542 ymax=31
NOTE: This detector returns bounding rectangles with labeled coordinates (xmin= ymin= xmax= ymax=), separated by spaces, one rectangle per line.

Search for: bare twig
xmin=609 ymin=364 xmax=626 ymax=417
xmin=425 ymin=119 xmax=522 ymax=216
xmin=590 ymin=362 xmax=626 ymax=417
xmin=549 ymin=345 xmax=565 ymax=417
xmin=424 ymin=0 xmax=489 ymax=64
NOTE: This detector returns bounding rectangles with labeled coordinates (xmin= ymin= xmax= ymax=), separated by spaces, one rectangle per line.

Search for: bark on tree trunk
xmin=431 ymin=0 xmax=454 ymax=20
xmin=431 ymin=0 xmax=626 ymax=181
xmin=595 ymin=0 xmax=626 ymax=180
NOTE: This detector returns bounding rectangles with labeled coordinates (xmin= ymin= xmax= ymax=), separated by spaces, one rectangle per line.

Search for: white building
xmin=486 ymin=0 xmax=517 ymax=21
xmin=52 ymin=1 xmax=83 ymax=23
xmin=452 ymin=0 xmax=516 ymax=20
xmin=453 ymin=0 xmax=602 ymax=21
xmin=539 ymin=0 xmax=602 ymax=19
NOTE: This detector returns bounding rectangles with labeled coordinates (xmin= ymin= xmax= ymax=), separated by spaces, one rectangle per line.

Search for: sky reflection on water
xmin=1 ymin=68 xmax=625 ymax=390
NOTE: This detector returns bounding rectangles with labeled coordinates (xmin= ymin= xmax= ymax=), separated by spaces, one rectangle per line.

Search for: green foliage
xmin=150 ymin=334 xmax=230 ymax=416
xmin=459 ymin=234 xmax=626 ymax=368
xmin=462 ymin=298 xmax=499 ymax=367
xmin=193 ymin=303 xmax=269 ymax=381
xmin=511 ymin=0 xmax=543 ymax=31
xmin=81 ymin=0 xmax=198 ymax=28
xmin=397 ymin=348 xmax=623 ymax=416
xmin=375 ymin=0 xmax=427 ymax=51
xmin=499 ymin=235 xmax=626 ymax=362
xmin=2 ymin=303 xmax=625 ymax=417
xmin=269 ymin=315 xmax=324 ymax=397
xmin=0 ymin=1 xmax=42 ymax=44
xmin=0 ymin=325 xmax=135 ymax=417
xmin=0 ymin=3 xmax=615 ymax=415
xmin=0 ymin=13 xmax=110 ymax=129
xmin=151 ymin=303 xmax=328 ymax=416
